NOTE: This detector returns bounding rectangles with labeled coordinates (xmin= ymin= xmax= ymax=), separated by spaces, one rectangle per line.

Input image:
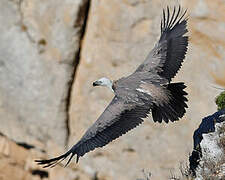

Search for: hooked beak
xmin=93 ymin=81 xmax=100 ymax=86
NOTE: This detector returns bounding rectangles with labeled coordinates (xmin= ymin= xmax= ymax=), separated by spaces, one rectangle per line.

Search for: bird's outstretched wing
xmin=35 ymin=96 xmax=151 ymax=168
xmin=135 ymin=6 xmax=188 ymax=81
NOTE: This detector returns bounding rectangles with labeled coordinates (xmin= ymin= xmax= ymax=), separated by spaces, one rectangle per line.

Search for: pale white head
xmin=93 ymin=77 xmax=114 ymax=92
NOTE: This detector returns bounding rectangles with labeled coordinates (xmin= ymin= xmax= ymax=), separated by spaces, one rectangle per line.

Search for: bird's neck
xmin=107 ymin=81 xmax=114 ymax=93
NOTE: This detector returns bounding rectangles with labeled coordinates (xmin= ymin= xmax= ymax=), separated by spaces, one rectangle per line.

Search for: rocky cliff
xmin=0 ymin=0 xmax=225 ymax=179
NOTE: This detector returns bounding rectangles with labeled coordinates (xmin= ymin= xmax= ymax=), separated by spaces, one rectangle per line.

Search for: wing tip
xmin=161 ymin=5 xmax=188 ymax=33
xmin=35 ymin=148 xmax=79 ymax=168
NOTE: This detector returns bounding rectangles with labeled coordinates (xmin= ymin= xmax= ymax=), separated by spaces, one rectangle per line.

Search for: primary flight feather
xmin=36 ymin=6 xmax=189 ymax=168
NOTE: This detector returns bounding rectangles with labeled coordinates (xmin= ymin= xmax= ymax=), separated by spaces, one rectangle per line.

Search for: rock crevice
xmin=65 ymin=0 xmax=91 ymax=146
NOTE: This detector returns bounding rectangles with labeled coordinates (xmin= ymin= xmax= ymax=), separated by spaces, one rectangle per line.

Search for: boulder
xmin=189 ymin=109 xmax=225 ymax=179
xmin=189 ymin=109 xmax=225 ymax=176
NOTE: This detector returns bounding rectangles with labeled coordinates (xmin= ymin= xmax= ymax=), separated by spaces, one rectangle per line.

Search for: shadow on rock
xmin=189 ymin=108 xmax=225 ymax=177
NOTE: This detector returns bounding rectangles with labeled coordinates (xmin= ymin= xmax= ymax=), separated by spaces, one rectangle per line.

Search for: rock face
xmin=0 ymin=0 xmax=89 ymax=146
xmin=69 ymin=0 xmax=225 ymax=179
xmin=0 ymin=0 xmax=225 ymax=180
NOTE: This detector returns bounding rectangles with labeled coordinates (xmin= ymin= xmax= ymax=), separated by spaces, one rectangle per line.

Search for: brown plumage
xmin=35 ymin=5 xmax=189 ymax=168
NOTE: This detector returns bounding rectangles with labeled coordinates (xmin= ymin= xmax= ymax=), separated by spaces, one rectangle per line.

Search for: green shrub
xmin=215 ymin=91 xmax=225 ymax=110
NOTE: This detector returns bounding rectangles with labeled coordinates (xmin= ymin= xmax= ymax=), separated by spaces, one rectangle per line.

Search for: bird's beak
xmin=93 ymin=81 xmax=100 ymax=86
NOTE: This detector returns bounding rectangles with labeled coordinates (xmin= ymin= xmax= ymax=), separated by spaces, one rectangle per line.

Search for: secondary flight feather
xmin=36 ymin=6 xmax=189 ymax=168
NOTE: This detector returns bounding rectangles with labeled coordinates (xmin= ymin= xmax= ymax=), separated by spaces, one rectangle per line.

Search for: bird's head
xmin=93 ymin=77 xmax=114 ymax=92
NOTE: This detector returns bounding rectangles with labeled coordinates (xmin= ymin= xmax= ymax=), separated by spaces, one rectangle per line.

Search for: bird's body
xmin=36 ymin=6 xmax=189 ymax=168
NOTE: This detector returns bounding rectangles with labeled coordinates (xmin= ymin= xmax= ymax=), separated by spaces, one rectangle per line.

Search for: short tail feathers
xmin=35 ymin=146 xmax=80 ymax=168
xmin=152 ymin=82 xmax=188 ymax=123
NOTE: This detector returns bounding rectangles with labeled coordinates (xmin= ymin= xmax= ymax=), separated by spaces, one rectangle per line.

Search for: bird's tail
xmin=152 ymin=82 xmax=188 ymax=123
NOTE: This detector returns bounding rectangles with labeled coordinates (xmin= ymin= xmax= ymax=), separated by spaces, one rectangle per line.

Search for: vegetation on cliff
xmin=216 ymin=91 xmax=225 ymax=110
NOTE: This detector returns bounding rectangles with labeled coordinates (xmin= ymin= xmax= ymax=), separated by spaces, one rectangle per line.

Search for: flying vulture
xmin=36 ymin=6 xmax=189 ymax=168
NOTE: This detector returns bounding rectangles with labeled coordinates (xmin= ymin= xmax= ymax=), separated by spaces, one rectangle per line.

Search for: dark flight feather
xmin=136 ymin=5 xmax=188 ymax=82
xmin=35 ymin=97 xmax=151 ymax=167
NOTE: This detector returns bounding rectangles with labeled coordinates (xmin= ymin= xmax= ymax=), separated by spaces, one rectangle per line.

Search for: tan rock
xmin=69 ymin=0 xmax=225 ymax=179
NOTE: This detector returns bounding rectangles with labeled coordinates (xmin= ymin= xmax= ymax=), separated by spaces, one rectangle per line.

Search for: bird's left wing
xmin=135 ymin=6 xmax=188 ymax=81
xmin=35 ymin=96 xmax=151 ymax=168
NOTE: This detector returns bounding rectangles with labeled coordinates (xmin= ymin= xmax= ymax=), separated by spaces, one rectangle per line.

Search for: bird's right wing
xmin=36 ymin=96 xmax=151 ymax=167
xmin=135 ymin=6 xmax=188 ymax=81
